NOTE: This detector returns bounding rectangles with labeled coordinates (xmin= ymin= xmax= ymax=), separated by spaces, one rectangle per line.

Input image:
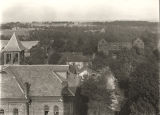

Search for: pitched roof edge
xmin=6 ymin=67 xmax=26 ymax=97
xmin=2 ymin=33 xmax=26 ymax=52
xmin=67 ymin=88 xmax=75 ymax=96
xmin=52 ymin=72 xmax=75 ymax=96
xmin=52 ymin=71 xmax=63 ymax=83
xmin=16 ymin=38 xmax=22 ymax=51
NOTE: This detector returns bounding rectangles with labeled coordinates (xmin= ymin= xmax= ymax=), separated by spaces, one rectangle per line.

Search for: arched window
xmin=0 ymin=109 xmax=4 ymax=115
xmin=44 ymin=105 xmax=49 ymax=115
xmin=13 ymin=108 xmax=18 ymax=115
xmin=54 ymin=105 xmax=59 ymax=115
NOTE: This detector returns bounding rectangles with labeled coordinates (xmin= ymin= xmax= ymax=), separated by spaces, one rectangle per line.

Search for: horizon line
xmin=1 ymin=20 xmax=159 ymax=24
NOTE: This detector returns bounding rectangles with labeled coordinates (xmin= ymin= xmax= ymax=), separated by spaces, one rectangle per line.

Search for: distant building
xmin=132 ymin=38 xmax=144 ymax=49
xmin=84 ymin=28 xmax=105 ymax=33
xmin=97 ymin=39 xmax=109 ymax=55
xmin=59 ymin=52 xmax=91 ymax=70
xmin=78 ymin=66 xmax=98 ymax=81
xmin=12 ymin=26 xmax=20 ymax=30
xmin=98 ymin=38 xmax=144 ymax=55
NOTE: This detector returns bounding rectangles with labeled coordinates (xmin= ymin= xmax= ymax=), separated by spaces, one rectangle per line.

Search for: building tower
xmin=2 ymin=33 xmax=26 ymax=65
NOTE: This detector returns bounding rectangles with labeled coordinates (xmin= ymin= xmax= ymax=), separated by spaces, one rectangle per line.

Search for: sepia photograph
xmin=0 ymin=0 xmax=159 ymax=115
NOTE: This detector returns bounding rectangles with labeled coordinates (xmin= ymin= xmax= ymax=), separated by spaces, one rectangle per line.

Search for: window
xmin=13 ymin=108 xmax=18 ymax=115
xmin=13 ymin=53 xmax=18 ymax=64
xmin=6 ymin=53 xmax=11 ymax=64
xmin=0 ymin=109 xmax=4 ymax=115
xmin=44 ymin=105 xmax=49 ymax=115
xmin=54 ymin=105 xmax=59 ymax=115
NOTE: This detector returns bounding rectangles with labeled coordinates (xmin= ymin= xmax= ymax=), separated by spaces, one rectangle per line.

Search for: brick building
xmin=98 ymin=38 xmax=144 ymax=55
xmin=0 ymin=33 xmax=78 ymax=115
xmin=0 ymin=65 xmax=76 ymax=115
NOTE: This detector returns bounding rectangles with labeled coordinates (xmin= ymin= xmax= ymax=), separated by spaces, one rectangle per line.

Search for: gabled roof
xmin=0 ymin=66 xmax=25 ymax=98
xmin=2 ymin=33 xmax=26 ymax=52
xmin=21 ymin=41 xmax=39 ymax=50
xmin=0 ymin=40 xmax=39 ymax=51
xmin=0 ymin=65 xmax=74 ymax=98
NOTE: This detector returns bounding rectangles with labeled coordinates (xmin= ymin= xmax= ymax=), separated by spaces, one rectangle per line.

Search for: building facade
xmin=97 ymin=38 xmax=144 ymax=55
xmin=0 ymin=33 xmax=77 ymax=115
xmin=0 ymin=65 xmax=75 ymax=115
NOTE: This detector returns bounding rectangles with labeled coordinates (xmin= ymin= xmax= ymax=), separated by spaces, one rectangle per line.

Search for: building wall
xmin=0 ymin=102 xmax=26 ymax=115
xmin=29 ymin=101 xmax=64 ymax=115
xmin=98 ymin=39 xmax=144 ymax=55
xmin=0 ymin=101 xmax=73 ymax=115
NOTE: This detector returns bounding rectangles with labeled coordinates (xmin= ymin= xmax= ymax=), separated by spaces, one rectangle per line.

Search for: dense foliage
xmin=1 ymin=21 xmax=159 ymax=114
xmin=26 ymin=45 xmax=46 ymax=64
xmin=79 ymin=71 xmax=113 ymax=115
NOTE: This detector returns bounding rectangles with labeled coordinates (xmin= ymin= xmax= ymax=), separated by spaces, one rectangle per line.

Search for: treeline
xmin=26 ymin=22 xmax=158 ymax=65
xmin=24 ymin=21 xmax=160 ymax=115
xmin=1 ymin=21 xmax=157 ymax=28
xmin=92 ymin=34 xmax=159 ymax=114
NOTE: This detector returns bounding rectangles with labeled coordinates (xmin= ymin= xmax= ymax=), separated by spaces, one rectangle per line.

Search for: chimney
xmin=24 ymin=82 xmax=30 ymax=99
xmin=24 ymin=82 xmax=31 ymax=115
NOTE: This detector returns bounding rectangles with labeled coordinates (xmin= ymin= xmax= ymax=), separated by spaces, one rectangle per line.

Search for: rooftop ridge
xmin=2 ymin=33 xmax=26 ymax=52
xmin=2 ymin=65 xmax=69 ymax=67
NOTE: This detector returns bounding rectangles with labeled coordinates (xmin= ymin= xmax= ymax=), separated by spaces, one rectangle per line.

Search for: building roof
xmin=2 ymin=33 xmax=26 ymax=52
xmin=0 ymin=40 xmax=39 ymax=51
xmin=0 ymin=66 xmax=25 ymax=98
xmin=60 ymin=52 xmax=89 ymax=62
xmin=0 ymin=65 xmax=75 ymax=98
xmin=20 ymin=41 xmax=39 ymax=50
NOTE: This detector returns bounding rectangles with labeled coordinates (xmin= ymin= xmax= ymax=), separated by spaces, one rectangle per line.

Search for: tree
xmin=83 ymin=37 xmax=98 ymax=55
xmin=28 ymin=45 xmax=46 ymax=64
xmin=51 ymin=39 xmax=65 ymax=52
xmin=119 ymin=49 xmax=159 ymax=115
xmin=48 ymin=52 xmax=61 ymax=64
xmin=129 ymin=59 xmax=159 ymax=113
xmin=75 ymin=38 xmax=84 ymax=52
xmin=80 ymin=70 xmax=113 ymax=115
xmin=91 ymin=52 xmax=109 ymax=70
xmin=130 ymin=97 xmax=156 ymax=115
xmin=64 ymin=40 xmax=75 ymax=52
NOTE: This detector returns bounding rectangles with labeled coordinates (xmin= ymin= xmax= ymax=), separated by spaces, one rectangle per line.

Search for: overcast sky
xmin=0 ymin=0 xmax=159 ymax=22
